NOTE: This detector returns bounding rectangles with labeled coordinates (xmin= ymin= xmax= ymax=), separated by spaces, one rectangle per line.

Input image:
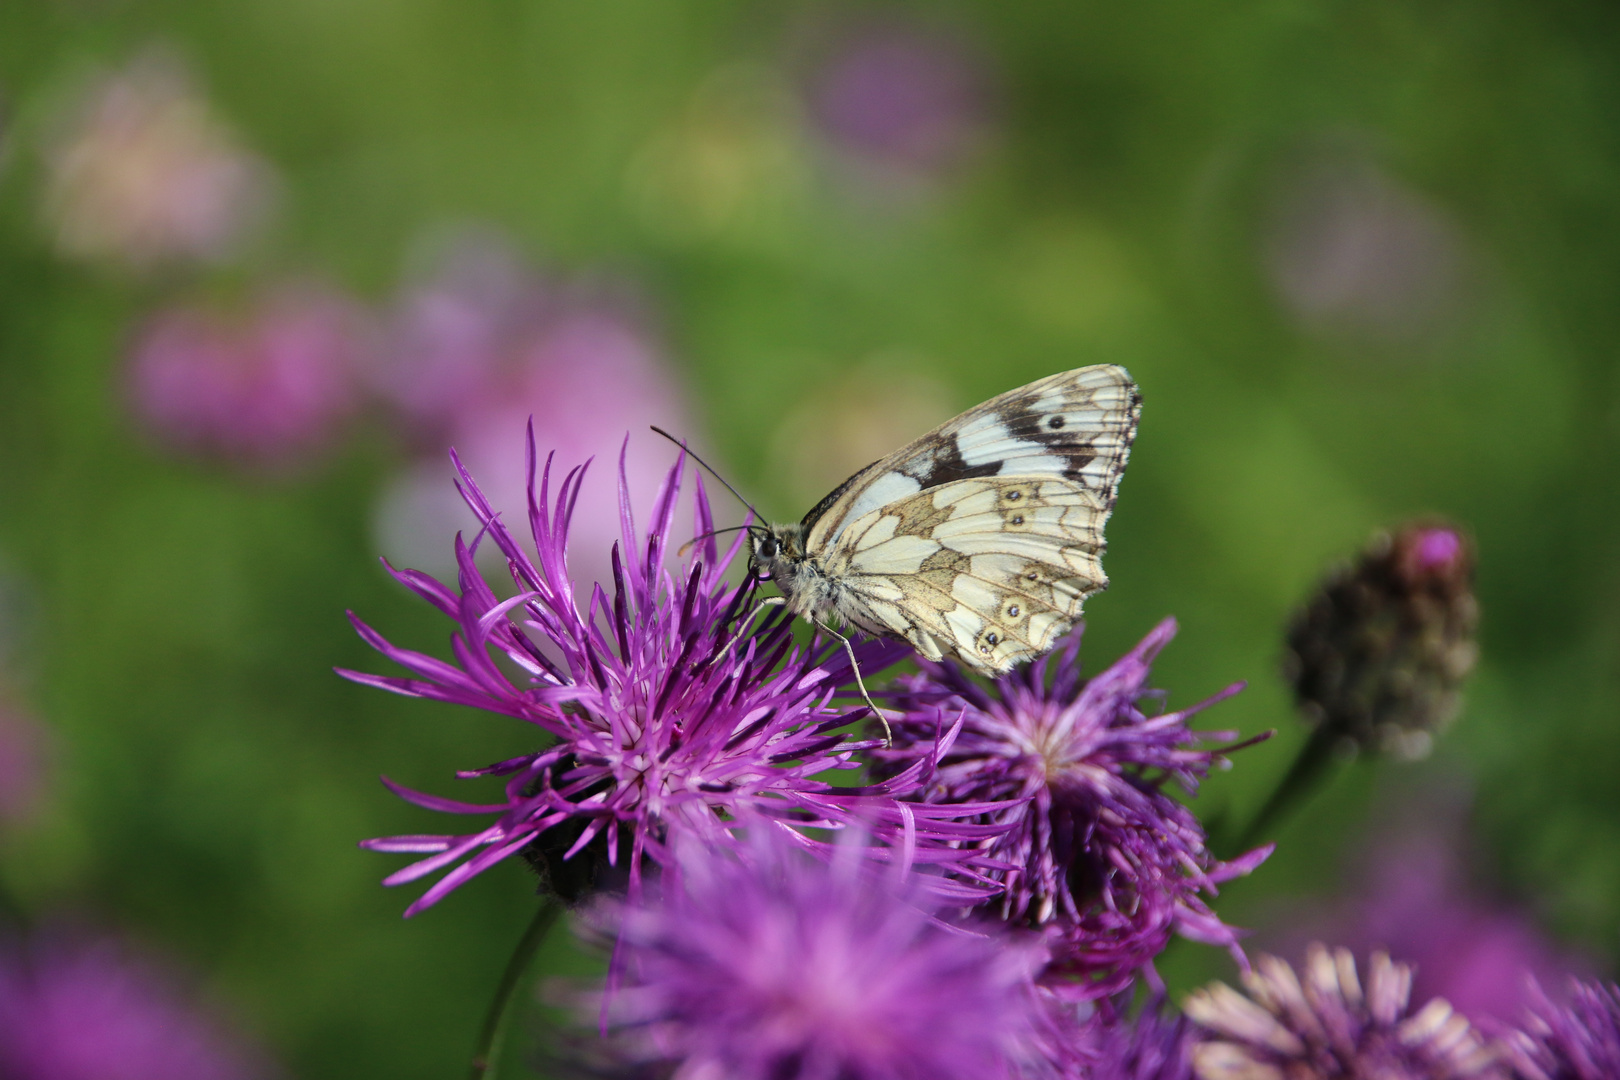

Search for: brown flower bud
xmin=1283 ymin=523 xmax=1478 ymax=760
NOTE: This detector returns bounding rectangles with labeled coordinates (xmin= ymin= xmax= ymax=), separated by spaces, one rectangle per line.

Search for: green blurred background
xmin=1 ymin=1 xmax=1618 ymax=1076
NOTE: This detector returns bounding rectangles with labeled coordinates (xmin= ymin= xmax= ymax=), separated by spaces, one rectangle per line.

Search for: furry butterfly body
xmin=751 ymin=364 xmax=1141 ymax=675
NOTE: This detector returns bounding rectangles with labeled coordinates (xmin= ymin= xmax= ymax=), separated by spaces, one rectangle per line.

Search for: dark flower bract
xmin=1503 ymin=979 xmax=1620 ymax=1080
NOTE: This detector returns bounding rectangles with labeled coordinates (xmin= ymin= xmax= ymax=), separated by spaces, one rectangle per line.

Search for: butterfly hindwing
xmin=820 ymin=476 xmax=1112 ymax=672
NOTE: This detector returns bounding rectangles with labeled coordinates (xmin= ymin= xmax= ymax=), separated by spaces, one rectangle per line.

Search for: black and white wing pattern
xmin=801 ymin=365 xmax=1140 ymax=674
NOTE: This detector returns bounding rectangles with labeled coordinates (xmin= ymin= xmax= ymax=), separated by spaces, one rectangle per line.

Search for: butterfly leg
xmin=712 ymin=596 xmax=786 ymax=665
xmin=815 ymin=619 xmax=893 ymax=747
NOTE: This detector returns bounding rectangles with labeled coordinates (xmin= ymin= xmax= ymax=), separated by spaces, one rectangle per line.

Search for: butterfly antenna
xmin=677 ymin=523 xmax=762 ymax=559
xmin=650 ymin=426 xmax=768 ymax=523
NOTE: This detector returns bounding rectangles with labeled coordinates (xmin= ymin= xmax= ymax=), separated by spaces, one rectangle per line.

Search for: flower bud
xmin=1283 ymin=523 xmax=1478 ymax=760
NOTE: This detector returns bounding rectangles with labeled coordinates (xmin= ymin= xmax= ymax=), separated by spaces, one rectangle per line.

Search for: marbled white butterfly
xmin=750 ymin=364 xmax=1140 ymax=678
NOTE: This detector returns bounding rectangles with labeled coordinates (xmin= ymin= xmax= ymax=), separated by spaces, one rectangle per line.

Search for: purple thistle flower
xmin=1184 ymin=945 xmax=1503 ymax=1079
xmin=343 ymin=430 xmax=1004 ymax=915
xmin=0 ymin=932 xmax=266 ymax=1080
xmin=1502 ymin=980 xmax=1620 ymax=1080
xmin=1080 ymin=1008 xmax=1197 ymax=1080
xmin=592 ymin=827 xmax=1045 ymax=1080
xmin=873 ymin=618 xmax=1270 ymax=1000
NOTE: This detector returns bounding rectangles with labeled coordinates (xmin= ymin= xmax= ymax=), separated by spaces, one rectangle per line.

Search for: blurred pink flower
xmin=372 ymin=234 xmax=695 ymax=587
xmin=0 ymin=704 xmax=46 ymax=829
xmin=804 ymin=16 xmax=995 ymax=187
xmin=1260 ymin=787 xmax=1582 ymax=1025
xmin=375 ymin=229 xmax=550 ymax=444
xmin=44 ymin=48 xmax=277 ymax=272
xmin=1265 ymin=153 xmax=1468 ymax=343
xmin=0 ymin=932 xmax=268 ymax=1080
xmin=128 ymin=282 xmax=371 ymax=468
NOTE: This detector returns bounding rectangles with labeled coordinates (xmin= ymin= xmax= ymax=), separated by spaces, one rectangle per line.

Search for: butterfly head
xmin=749 ymin=523 xmax=807 ymax=585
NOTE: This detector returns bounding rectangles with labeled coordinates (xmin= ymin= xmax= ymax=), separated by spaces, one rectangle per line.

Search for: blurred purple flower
xmin=1345 ymin=846 xmax=1576 ymax=1028
xmin=127 ymin=282 xmax=370 ymax=468
xmin=0 ymin=703 xmax=47 ymax=828
xmin=1265 ymin=153 xmax=1468 ymax=344
xmin=593 ymin=828 xmax=1044 ymax=1080
xmin=372 ymin=233 xmax=691 ymax=590
xmin=44 ymin=48 xmax=276 ymax=272
xmin=0 ymin=932 xmax=265 ymax=1080
xmin=805 ymin=17 xmax=994 ymax=184
xmin=1258 ymin=786 xmax=1582 ymax=1027
xmin=375 ymin=230 xmax=548 ymax=442
xmin=873 ymin=619 xmax=1270 ymax=1000
xmin=343 ymin=435 xmax=1003 ymax=915
xmin=1503 ymin=979 xmax=1620 ymax=1080
xmin=1078 ymin=1008 xmax=1196 ymax=1080
xmin=1185 ymin=945 xmax=1503 ymax=1079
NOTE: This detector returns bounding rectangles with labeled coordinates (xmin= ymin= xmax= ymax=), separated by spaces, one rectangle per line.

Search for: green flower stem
xmin=469 ymin=898 xmax=563 ymax=1080
xmin=1234 ymin=726 xmax=1345 ymax=853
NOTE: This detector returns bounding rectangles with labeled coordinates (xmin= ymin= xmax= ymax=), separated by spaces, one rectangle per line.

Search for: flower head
xmin=128 ymin=283 xmax=369 ymax=468
xmin=344 ymin=432 xmax=1000 ymax=914
xmin=1502 ymin=979 xmax=1620 ymax=1080
xmin=874 ymin=619 xmax=1269 ymax=999
xmin=0 ymin=932 xmax=265 ymax=1080
xmin=1082 ymin=1008 xmax=1197 ymax=1080
xmin=593 ymin=827 xmax=1044 ymax=1080
xmin=1284 ymin=521 xmax=1478 ymax=760
xmin=1185 ymin=945 xmax=1503 ymax=1079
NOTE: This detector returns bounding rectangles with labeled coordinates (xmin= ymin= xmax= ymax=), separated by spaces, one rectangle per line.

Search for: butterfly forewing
xmin=789 ymin=364 xmax=1139 ymax=675
xmin=804 ymin=365 xmax=1140 ymax=551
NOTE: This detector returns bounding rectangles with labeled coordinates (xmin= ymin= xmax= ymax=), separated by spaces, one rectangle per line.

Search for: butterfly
xmin=750 ymin=364 xmax=1141 ymax=679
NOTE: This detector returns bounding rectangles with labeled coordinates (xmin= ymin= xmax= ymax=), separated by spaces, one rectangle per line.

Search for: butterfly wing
xmin=802 ymin=365 xmax=1140 ymax=673
xmin=802 ymin=364 xmax=1139 ymax=550
xmin=820 ymin=477 xmax=1111 ymax=672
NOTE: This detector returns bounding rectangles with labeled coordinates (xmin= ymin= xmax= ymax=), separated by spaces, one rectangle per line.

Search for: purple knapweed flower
xmin=43 ymin=47 xmax=276 ymax=272
xmin=0 ymin=932 xmax=266 ymax=1080
xmin=592 ymin=827 xmax=1044 ymax=1080
xmin=127 ymin=282 xmax=369 ymax=468
xmin=344 ymin=432 xmax=1003 ymax=915
xmin=1079 ymin=1008 xmax=1197 ymax=1080
xmin=873 ymin=619 xmax=1270 ymax=1000
xmin=1185 ymin=945 xmax=1503 ymax=1079
xmin=1502 ymin=979 xmax=1620 ymax=1080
